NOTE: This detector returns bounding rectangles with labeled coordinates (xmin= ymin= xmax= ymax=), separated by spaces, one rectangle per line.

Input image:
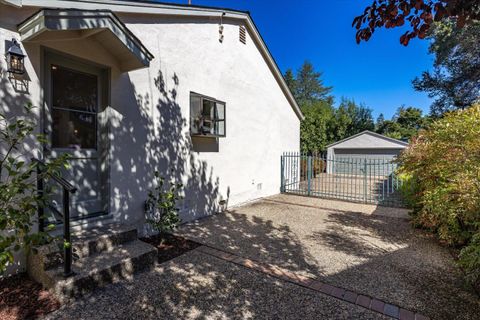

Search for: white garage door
xmin=333 ymin=148 xmax=403 ymax=175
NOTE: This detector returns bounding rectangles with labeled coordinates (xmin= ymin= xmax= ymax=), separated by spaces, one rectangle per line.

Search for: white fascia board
xmin=0 ymin=0 xmax=22 ymax=7
xmin=326 ymin=130 xmax=409 ymax=149
xmin=17 ymin=0 xmax=304 ymax=121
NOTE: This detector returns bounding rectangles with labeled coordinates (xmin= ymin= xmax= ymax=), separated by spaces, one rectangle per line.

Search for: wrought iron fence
xmin=281 ymin=152 xmax=406 ymax=207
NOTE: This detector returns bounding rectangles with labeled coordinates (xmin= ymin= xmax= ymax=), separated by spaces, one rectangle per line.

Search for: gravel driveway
xmin=45 ymin=249 xmax=387 ymax=320
xmin=175 ymin=194 xmax=480 ymax=320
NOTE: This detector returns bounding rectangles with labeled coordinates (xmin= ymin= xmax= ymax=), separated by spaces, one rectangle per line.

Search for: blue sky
xmin=162 ymin=0 xmax=434 ymax=119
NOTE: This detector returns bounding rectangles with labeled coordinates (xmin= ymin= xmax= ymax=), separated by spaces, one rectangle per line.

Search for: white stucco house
xmin=326 ymin=130 xmax=408 ymax=174
xmin=0 ymin=0 xmax=302 ymax=278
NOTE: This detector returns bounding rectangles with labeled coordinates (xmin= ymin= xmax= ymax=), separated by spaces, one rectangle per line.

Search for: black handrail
xmin=32 ymin=158 xmax=77 ymax=193
xmin=32 ymin=157 xmax=76 ymax=277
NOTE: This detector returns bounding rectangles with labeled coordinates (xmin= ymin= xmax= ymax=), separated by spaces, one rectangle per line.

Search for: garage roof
xmin=326 ymin=130 xmax=409 ymax=149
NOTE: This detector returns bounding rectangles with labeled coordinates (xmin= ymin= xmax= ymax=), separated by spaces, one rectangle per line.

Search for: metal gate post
xmin=307 ymin=155 xmax=312 ymax=196
xmin=363 ymin=159 xmax=367 ymax=203
xmin=280 ymin=155 xmax=285 ymax=193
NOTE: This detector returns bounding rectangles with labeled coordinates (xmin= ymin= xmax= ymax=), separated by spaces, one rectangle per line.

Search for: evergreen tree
xmin=332 ymin=98 xmax=374 ymax=141
xmin=284 ymin=62 xmax=335 ymax=153
xmin=300 ymin=101 xmax=334 ymax=153
xmin=294 ymin=61 xmax=333 ymax=107
xmin=376 ymin=113 xmax=385 ymax=132
xmin=283 ymin=69 xmax=296 ymax=96
xmin=413 ymin=20 xmax=480 ymax=116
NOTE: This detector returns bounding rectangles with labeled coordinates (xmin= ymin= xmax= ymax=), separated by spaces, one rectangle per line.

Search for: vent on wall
xmin=239 ymin=25 xmax=247 ymax=44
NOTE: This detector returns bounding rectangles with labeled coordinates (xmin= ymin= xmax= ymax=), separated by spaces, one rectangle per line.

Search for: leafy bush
xmin=398 ymin=104 xmax=480 ymax=286
xmin=396 ymin=173 xmax=421 ymax=212
xmin=459 ymin=233 xmax=480 ymax=287
xmin=0 ymin=105 xmax=66 ymax=274
xmin=145 ymin=172 xmax=182 ymax=234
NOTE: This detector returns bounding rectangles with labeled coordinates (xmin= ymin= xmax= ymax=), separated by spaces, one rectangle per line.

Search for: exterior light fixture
xmin=6 ymin=39 xmax=26 ymax=75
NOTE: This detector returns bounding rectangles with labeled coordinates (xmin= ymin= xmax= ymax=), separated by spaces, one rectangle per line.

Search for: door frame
xmin=40 ymin=47 xmax=111 ymax=218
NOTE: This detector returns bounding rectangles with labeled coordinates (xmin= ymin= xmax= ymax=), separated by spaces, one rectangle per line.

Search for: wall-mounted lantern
xmin=6 ymin=39 xmax=25 ymax=75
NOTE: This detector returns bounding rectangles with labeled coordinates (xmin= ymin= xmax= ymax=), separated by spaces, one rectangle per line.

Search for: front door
xmin=44 ymin=52 xmax=108 ymax=220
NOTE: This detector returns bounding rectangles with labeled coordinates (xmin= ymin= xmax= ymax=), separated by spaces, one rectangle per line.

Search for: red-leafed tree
xmin=353 ymin=0 xmax=480 ymax=45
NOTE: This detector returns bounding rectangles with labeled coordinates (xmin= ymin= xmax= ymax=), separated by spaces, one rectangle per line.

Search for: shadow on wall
xmin=2 ymin=40 xmax=223 ymax=235
xmin=0 ymin=55 xmax=37 ymax=276
xmin=109 ymin=67 xmax=223 ymax=233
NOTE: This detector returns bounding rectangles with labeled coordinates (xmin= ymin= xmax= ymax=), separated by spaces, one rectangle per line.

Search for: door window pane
xmin=51 ymin=65 xmax=98 ymax=149
xmin=52 ymin=65 xmax=97 ymax=113
xmin=52 ymin=109 xmax=96 ymax=149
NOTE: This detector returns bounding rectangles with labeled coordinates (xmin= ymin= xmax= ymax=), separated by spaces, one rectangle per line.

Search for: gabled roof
xmin=326 ymin=130 xmax=409 ymax=149
xmin=18 ymin=9 xmax=154 ymax=72
xmin=2 ymin=0 xmax=304 ymax=121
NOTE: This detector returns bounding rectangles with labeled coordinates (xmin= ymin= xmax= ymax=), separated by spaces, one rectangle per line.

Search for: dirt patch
xmin=141 ymin=233 xmax=201 ymax=264
xmin=0 ymin=273 xmax=60 ymax=320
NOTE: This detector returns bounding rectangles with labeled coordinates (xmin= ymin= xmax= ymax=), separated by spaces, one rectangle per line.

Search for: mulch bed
xmin=141 ymin=233 xmax=201 ymax=264
xmin=0 ymin=273 xmax=61 ymax=320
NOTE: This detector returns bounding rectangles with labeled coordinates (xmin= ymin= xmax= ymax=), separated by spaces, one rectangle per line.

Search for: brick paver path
xmin=197 ymin=245 xmax=429 ymax=320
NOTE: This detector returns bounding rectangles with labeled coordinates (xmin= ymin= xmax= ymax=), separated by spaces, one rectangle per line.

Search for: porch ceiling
xmin=18 ymin=9 xmax=154 ymax=72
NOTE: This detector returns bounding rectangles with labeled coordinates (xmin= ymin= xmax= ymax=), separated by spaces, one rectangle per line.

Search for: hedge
xmin=398 ymin=104 xmax=480 ymax=288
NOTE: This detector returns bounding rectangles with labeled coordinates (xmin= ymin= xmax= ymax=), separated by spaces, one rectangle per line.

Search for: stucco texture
xmin=0 ymin=0 xmax=300 ymax=267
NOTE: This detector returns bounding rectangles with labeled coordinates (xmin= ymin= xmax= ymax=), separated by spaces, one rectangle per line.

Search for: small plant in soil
xmin=141 ymin=234 xmax=200 ymax=264
xmin=145 ymin=171 xmax=182 ymax=239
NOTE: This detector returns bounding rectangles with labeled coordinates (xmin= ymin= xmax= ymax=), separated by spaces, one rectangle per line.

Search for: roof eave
xmin=10 ymin=0 xmax=304 ymax=121
xmin=326 ymin=130 xmax=409 ymax=148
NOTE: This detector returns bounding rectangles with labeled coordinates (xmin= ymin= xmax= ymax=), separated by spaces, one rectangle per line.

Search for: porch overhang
xmin=18 ymin=9 xmax=154 ymax=72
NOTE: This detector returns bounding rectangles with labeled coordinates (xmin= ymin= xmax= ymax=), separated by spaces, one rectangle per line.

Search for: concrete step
xmin=39 ymin=239 xmax=157 ymax=299
xmin=29 ymin=223 xmax=138 ymax=271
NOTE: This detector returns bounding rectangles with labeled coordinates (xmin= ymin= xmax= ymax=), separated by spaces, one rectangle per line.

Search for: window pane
xmin=190 ymin=93 xmax=226 ymax=137
xmin=52 ymin=109 xmax=96 ymax=149
xmin=52 ymin=65 xmax=98 ymax=113
xmin=215 ymin=120 xmax=225 ymax=136
xmin=202 ymin=99 xmax=215 ymax=118
xmin=215 ymin=102 xmax=225 ymax=121
xmin=190 ymin=95 xmax=202 ymax=135
xmin=201 ymin=120 xmax=213 ymax=135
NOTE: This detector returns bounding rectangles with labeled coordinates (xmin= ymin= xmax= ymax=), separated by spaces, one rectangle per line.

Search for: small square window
xmin=190 ymin=93 xmax=226 ymax=137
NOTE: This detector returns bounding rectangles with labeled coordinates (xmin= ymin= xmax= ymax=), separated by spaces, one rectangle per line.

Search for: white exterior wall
xmin=0 ymin=3 xmax=300 ymax=275
xmin=0 ymin=5 xmax=44 ymax=276
xmin=109 ymin=14 xmax=301 ymax=228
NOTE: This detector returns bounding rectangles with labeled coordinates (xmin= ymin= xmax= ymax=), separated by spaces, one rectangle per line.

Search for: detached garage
xmin=326 ymin=131 xmax=408 ymax=175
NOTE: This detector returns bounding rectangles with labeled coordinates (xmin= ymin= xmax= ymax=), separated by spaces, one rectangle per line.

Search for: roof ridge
xmin=326 ymin=130 xmax=408 ymax=148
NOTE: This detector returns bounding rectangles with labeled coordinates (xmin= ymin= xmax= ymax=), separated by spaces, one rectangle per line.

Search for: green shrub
xmin=398 ymin=104 xmax=480 ymax=286
xmin=145 ymin=172 xmax=182 ymax=235
xmin=0 ymin=105 xmax=67 ymax=274
xmin=459 ymin=233 xmax=480 ymax=289
xmin=397 ymin=173 xmax=421 ymax=213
